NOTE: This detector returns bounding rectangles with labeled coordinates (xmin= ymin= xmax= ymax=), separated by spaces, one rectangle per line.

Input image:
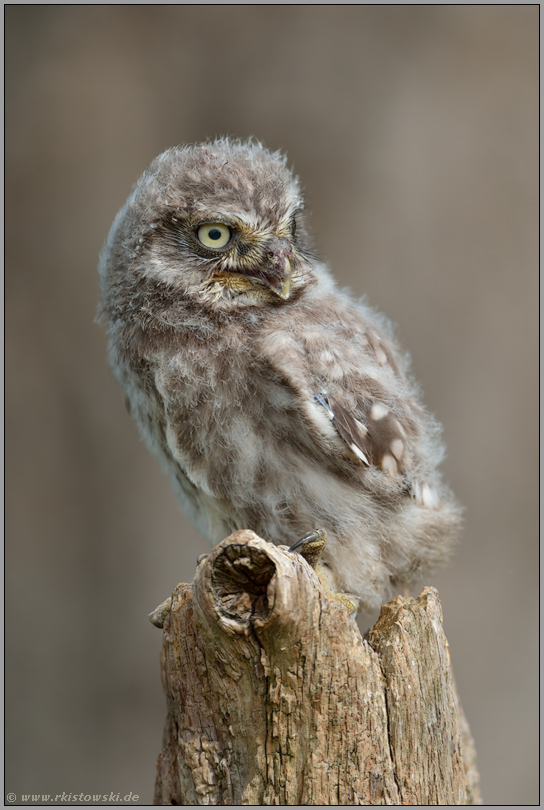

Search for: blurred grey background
xmin=6 ymin=6 xmax=538 ymax=806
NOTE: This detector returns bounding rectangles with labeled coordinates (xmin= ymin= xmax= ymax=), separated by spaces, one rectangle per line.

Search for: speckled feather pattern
xmin=99 ymin=138 xmax=461 ymax=613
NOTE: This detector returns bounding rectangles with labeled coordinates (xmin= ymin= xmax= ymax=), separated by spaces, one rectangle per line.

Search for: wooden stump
xmin=153 ymin=530 xmax=481 ymax=805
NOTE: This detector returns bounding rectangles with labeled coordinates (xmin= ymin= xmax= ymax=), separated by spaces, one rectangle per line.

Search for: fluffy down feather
xmin=98 ymin=138 xmax=461 ymax=614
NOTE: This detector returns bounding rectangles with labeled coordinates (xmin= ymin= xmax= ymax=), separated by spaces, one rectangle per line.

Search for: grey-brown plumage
xmin=98 ymin=138 xmax=461 ymax=614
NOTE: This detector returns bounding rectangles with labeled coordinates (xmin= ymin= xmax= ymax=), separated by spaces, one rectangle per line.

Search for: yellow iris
xmin=197 ymin=223 xmax=232 ymax=249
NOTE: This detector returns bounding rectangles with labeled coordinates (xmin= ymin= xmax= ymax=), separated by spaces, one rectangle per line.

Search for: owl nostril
xmin=266 ymin=237 xmax=293 ymax=278
xmin=267 ymin=236 xmax=292 ymax=257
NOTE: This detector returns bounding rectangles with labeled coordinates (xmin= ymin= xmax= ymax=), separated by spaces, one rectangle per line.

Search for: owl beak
xmin=248 ymin=237 xmax=293 ymax=300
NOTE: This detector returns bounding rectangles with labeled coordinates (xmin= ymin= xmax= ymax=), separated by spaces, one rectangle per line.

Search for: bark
xmin=153 ymin=530 xmax=481 ymax=806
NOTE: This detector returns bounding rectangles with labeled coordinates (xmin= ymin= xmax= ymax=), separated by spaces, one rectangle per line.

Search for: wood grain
xmin=154 ymin=530 xmax=481 ymax=805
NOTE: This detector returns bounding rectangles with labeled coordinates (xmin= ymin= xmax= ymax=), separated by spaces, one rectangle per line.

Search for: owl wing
xmin=313 ymin=392 xmax=409 ymax=479
xmin=260 ymin=305 xmax=425 ymax=484
xmin=313 ymin=393 xmax=371 ymax=466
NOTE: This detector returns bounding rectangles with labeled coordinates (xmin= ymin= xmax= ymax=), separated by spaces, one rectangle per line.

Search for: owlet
xmin=98 ymin=139 xmax=461 ymax=614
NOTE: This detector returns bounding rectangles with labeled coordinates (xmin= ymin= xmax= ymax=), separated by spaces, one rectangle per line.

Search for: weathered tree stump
xmin=153 ymin=530 xmax=481 ymax=805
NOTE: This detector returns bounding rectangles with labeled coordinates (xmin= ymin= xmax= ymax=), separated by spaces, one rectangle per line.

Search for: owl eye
xmin=197 ymin=223 xmax=232 ymax=249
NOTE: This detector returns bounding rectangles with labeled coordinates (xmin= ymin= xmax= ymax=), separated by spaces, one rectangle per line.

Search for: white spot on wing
xmin=354 ymin=418 xmax=368 ymax=437
xmin=350 ymin=443 xmax=370 ymax=465
xmin=381 ymin=453 xmax=398 ymax=475
xmin=393 ymin=419 xmax=406 ymax=438
xmin=422 ymin=483 xmax=439 ymax=508
xmin=390 ymin=439 xmax=404 ymax=460
xmin=371 ymin=402 xmax=389 ymax=421
xmin=304 ymin=398 xmax=338 ymax=440
xmin=413 ymin=481 xmax=440 ymax=508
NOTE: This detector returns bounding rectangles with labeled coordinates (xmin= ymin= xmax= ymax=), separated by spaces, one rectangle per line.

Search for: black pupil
xmin=209 ymin=228 xmax=223 ymax=241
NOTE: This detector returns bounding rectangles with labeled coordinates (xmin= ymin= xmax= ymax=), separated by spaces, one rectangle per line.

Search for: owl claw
xmin=288 ymin=529 xmax=328 ymax=567
xmin=289 ymin=529 xmax=360 ymax=615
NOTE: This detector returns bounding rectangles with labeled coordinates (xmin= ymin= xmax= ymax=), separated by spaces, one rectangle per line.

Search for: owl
xmin=98 ymin=138 xmax=461 ymax=615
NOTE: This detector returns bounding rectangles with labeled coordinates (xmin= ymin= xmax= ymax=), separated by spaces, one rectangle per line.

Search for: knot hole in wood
xmin=211 ymin=543 xmax=276 ymax=623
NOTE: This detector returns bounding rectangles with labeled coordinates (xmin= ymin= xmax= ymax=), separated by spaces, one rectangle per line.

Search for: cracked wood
xmin=154 ymin=530 xmax=481 ymax=805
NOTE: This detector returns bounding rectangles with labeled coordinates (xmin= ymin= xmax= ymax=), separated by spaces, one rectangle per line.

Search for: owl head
xmin=99 ymin=139 xmax=320 ymax=317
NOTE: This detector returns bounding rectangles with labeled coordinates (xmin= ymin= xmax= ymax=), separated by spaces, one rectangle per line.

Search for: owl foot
xmin=288 ymin=529 xmax=328 ymax=567
xmin=288 ymin=530 xmax=361 ymax=615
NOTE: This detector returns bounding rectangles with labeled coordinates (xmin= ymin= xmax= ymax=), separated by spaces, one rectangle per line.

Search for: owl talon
xmin=288 ymin=529 xmax=327 ymax=567
xmin=289 ymin=529 xmax=360 ymax=614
